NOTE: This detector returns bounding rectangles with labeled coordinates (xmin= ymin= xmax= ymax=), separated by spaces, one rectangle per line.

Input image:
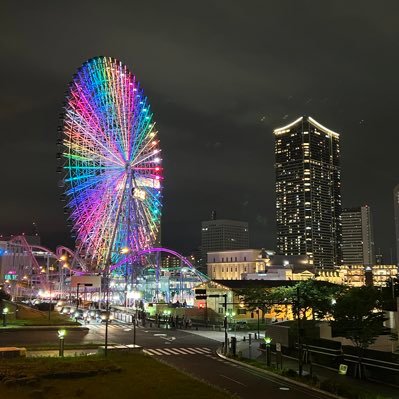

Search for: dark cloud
xmin=1 ymin=1 xmax=399 ymax=260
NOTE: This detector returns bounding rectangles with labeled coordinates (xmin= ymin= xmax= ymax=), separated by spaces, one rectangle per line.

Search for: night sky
xmin=1 ymin=1 xmax=399 ymax=260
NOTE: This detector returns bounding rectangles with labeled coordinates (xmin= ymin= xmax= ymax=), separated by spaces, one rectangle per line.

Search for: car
xmin=236 ymin=320 xmax=248 ymax=330
xmin=60 ymin=306 xmax=72 ymax=315
xmin=72 ymin=309 xmax=85 ymax=320
xmin=97 ymin=311 xmax=114 ymax=323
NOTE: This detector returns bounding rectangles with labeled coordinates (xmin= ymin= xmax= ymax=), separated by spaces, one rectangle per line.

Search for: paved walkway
xmin=235 ymin=339 xmax=399 ymax=399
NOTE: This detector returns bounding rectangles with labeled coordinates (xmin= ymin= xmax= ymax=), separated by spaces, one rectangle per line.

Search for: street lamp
xmin=120 ymin=247 xmax=131 ymax=307
xmin=256 ymin=307 xmax=260 ymax=338
xmin=2 ymin=307 xmax=9 ymax=327
xmin=264 ymin=336 xmax=272 ymax=366
xmin=62 ymin=263 xmax=72 ymax=304
xmin=58 ymin=329 xmax=66 ymax=357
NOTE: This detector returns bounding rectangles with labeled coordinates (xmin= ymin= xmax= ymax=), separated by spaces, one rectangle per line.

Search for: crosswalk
xmin=143 ymin=347 xmax=213 ymax=356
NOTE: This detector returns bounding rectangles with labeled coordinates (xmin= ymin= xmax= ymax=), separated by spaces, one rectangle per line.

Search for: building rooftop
xmin=273 ymin=115 xmax=340 ymax=138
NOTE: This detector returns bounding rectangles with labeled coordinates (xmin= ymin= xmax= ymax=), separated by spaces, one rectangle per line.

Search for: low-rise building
xmin=207 ymin=249 xmax=313 ymax=280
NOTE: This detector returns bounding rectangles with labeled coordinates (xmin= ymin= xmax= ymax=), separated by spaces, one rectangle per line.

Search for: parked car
xmin=236 ymin=320 xmax=248 ymax=330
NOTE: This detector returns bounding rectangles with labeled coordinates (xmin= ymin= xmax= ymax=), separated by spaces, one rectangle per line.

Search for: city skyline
xmin=1 ymin=2 xmax=399 ymax=260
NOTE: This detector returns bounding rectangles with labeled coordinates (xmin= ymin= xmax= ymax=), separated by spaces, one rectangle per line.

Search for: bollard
xmin=249 ymin=333 xmax=252 ymax=345
xmin=243 ymin=335 xmax=246 ymax=342
xmin=230 ymin=337 xmax=237 ymax=356
xmin=255 ymin=333 xmax=257 ymax=339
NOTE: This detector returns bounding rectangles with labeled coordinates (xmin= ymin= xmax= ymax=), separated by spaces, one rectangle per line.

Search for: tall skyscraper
xmin=274 ymin=116 xmax=341 ymax=269
xmin=201 ymin=218 xmax=249 ymax=272
xmin=394 ymin=185 xmax=399 ymax=265
xmin=341 ymin=206 xmax=375 ymax=266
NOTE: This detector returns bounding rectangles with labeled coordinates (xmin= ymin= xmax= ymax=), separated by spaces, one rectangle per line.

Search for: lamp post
xmin=58 ymin=329 xmax=66 ymax=357
xmin=48 ymin=282 xmax=52 ymax=321
xmin=264 ymin=336 xmax=272 ymax=366
xmin=120 ymin=247 xmax=130 ymax=308
xmin=2 ymin=307 xmax=9 ymax=327
xmin=256 ymin=307 xmax=260 ymax=338
xmin=62 ymin=263 xmax=72 ymax=304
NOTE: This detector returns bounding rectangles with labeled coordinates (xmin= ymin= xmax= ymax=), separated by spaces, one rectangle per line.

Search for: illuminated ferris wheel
xmin=59 ymin=56 xmax=163 ymax=269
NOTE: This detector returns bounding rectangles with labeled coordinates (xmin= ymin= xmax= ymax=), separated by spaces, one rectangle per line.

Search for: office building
xmin=201 ymin=218 xmax=249 ymax=272
xmin=341 ymin=206 xmax=375 ymax=266
xmin=274 ymin=116 xmax=341 ymax=269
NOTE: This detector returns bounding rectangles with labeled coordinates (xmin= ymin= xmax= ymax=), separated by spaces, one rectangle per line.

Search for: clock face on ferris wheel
xmin=60 ymin=56 xmax=163 ymax=269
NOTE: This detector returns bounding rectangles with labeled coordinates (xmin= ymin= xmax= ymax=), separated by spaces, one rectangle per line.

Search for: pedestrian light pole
xmin=48 ymin=282 xmax=52 ymax=321
xmin=223 ymin=294 xmax=228 ymax=354
xmin=58 ymin=329 xmax=66 ymax=357
xmin=2 ymin=307 xmax=9 ymax=327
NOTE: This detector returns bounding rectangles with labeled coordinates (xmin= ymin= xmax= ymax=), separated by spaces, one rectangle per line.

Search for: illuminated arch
xmin=110 ymin=247 xmax=208 ymax=282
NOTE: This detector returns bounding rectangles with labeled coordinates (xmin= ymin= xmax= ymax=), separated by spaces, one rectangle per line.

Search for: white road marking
xmin=154 ymin=349 xmax=171 ymax=355
xmin=143 ymin=347 xmax=213 ymax=356
xmin=169 ymin=348 xmax=189 ymax=355
xmin=186 ymin=348 xmax=206 ymax=354
xmin=194 ymin=348 xmax=212 ymax=353
xmin=220 ymin=374 xmax=247 ymax=386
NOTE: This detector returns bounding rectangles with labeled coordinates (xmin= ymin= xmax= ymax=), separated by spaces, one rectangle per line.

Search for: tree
xmin=380 ymin=277 xmax=399 ymax=311
xmin=236 ymin=288 xmax=273 ymax=320
xmin=330 ymin=286 xmax=386 ymax=379
xmin=272 ymin=280 xmax=343 ymax=320
xmin=0 ymin=288 xmax=11 ymax=301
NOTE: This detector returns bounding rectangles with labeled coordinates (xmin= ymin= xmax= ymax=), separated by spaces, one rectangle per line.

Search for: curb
xmin=0 ymin=326 xmax=89 ymax=332
xmin=216 ymin=348 xmax=345 ymax=399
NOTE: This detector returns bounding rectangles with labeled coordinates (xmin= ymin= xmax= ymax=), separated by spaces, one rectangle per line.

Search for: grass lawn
xmin=2 ymin=314 xmax=79 ymax=327
xmin=0 ymin=353 xmax=231 ymax=399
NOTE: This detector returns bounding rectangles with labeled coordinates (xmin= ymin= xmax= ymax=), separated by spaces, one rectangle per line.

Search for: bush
xmin=0 ymin=291 xmax=11 ymax=301
xmin=281 ymin=369 xmax=297 ymax=378
xmin=320 ymin=379 xmax=358 ymax=398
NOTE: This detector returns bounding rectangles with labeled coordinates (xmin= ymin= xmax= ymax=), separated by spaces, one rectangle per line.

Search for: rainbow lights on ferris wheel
xmin=60 ymin=56 xmax=163 ymax=268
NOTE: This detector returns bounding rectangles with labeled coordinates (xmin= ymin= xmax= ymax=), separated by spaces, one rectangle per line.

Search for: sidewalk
xmin=183 ymin=327 xmax=262 ymax=342
xmin=236 ymin=339 xmax=399 ymax=399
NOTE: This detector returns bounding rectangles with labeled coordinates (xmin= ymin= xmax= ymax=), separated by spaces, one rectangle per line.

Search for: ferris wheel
xmin=59 ymin=56 xmax=163 ymax=270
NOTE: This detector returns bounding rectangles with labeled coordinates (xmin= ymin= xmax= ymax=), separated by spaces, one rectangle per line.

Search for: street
xmin=0 ymin=322 xmax=336 ymax=398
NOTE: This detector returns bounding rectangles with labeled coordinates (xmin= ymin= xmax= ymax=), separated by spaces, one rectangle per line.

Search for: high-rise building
xmin=201 ymin=218 xmax=249 ymax=272
xmin=341 ymin=206 xmax=375 ymax=266
xmin=274 ymin=116 xmax=342 ymax=269
xmin=394 ymin=185 xmax=399 ymax=265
